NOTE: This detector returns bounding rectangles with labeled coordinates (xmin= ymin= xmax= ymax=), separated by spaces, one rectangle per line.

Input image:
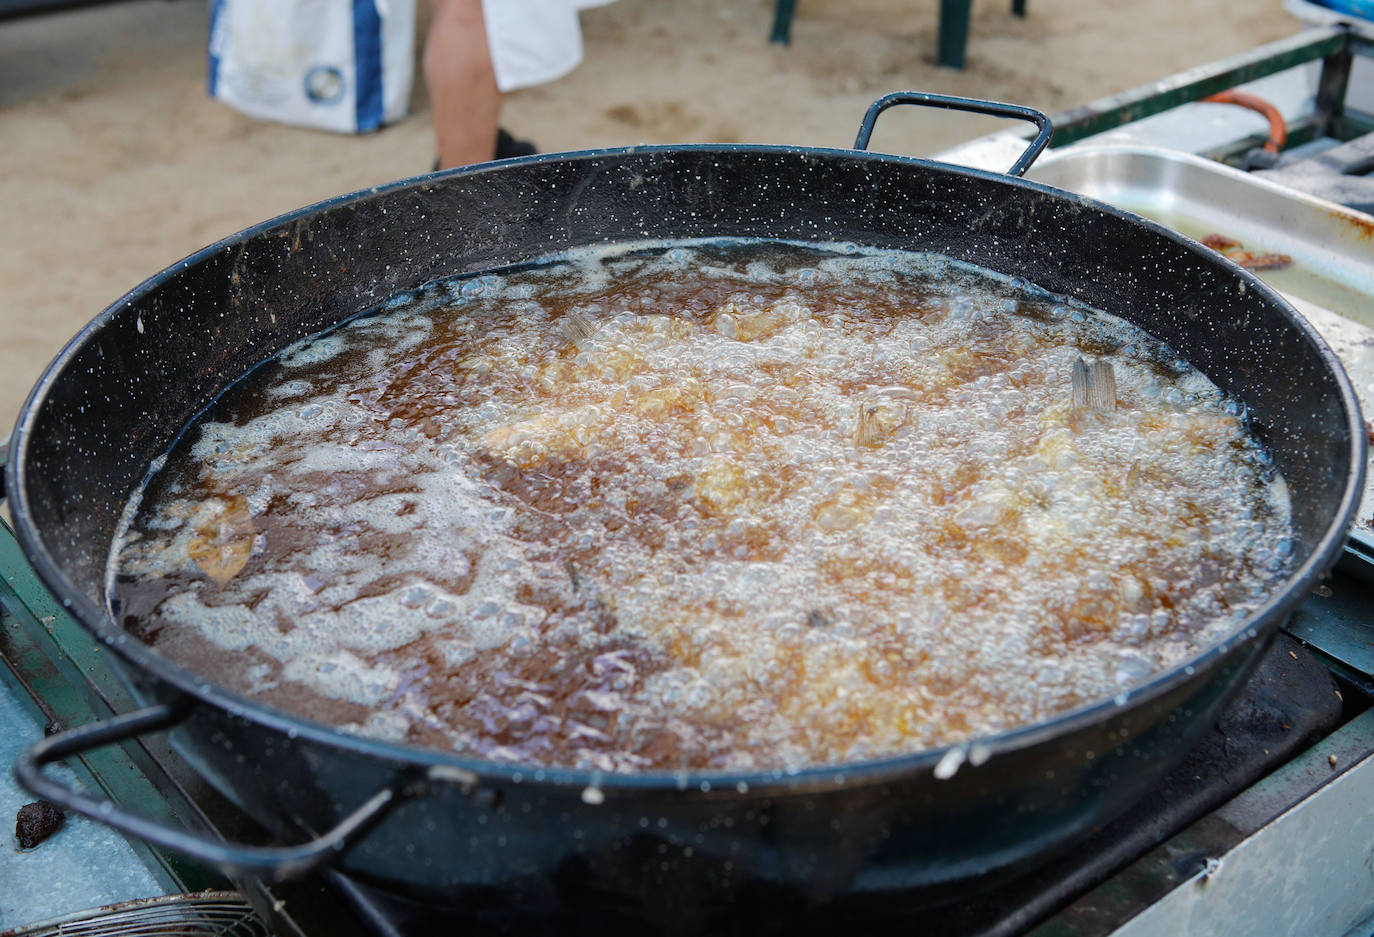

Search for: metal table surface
xmin=0 ymin=670 xmax=164 ymax=927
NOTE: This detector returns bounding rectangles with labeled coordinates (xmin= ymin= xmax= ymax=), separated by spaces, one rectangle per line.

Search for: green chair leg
xmin=938 ymin=0 xmax=972 ymax=69
xmin=771 ymin=0 xmax=797 ymax=45
xmin=781 ymin=0 xmax=1024 ymax=66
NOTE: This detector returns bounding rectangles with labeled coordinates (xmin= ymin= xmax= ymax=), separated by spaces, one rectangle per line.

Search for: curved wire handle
xmin=13 ymin=702 xmax=399 ymax=883
xmin=854 ymin=91 xmax=1054 ymax=177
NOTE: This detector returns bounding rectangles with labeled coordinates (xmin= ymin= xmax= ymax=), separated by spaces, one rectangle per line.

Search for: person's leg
xmin=424 ymin=0 xmax=501 ymax=169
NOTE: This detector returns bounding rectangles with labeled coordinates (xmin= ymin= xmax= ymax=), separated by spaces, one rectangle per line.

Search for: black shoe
xmin=430 ymin=128 xmax=538 ymax=172
xmin=495 ymin=128 xmax=538 ymax=159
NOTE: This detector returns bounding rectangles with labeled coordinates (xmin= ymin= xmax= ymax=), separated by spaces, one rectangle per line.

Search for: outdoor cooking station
xmin=3 ymin=21 xmax=1374 ymax=937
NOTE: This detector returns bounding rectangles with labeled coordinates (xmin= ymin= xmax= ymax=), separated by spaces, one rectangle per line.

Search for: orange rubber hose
xmin=1202 ymin=90 xmax=1288 ymax=154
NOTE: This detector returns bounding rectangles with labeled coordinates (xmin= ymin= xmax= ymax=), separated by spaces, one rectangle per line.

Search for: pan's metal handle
xmin=854 ymin=91 xmax=1053 ymax=177
xmin=13 ymin=701 xmax=398 ymax=882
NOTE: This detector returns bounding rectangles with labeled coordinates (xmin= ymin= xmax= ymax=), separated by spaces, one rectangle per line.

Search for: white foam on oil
xmin=110 ymin=239 xmax=1293 ymax=773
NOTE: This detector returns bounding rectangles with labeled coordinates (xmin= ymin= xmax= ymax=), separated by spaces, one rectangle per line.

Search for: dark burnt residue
xmin=16 ymin=801 xmax=64 ymax=850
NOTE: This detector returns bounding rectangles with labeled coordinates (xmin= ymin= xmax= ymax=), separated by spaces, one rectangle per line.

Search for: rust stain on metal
xmin=1326 ymin=205 xmax=1374 ymax=243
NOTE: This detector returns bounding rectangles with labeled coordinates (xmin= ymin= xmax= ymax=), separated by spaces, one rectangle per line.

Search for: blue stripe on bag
xmin=207 ymin=0 xmax=224 ymax=96
xmin=353 ymin=0 xmax=384 ymax=132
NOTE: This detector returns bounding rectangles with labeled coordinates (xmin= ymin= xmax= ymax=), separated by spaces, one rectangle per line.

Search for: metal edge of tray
xmin=1027 ymin=144 xmax=1374 ymax=292
xmin=1026 ymin=144 xmax=1374 ymax=570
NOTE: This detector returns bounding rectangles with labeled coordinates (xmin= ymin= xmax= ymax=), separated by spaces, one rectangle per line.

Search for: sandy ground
xmin=0 ymin=0 xmax=1302 ymax=433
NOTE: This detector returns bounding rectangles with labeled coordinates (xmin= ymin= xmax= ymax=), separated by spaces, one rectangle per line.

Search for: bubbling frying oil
xmin=110 ymin=241 xmax=1292 ymax=773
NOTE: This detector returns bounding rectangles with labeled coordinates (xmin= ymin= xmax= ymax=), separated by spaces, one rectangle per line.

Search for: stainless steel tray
xmin=1028 ymin=144 xmax=1374 ymax=564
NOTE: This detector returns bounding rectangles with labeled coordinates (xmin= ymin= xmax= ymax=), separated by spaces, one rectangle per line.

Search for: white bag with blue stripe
xmin=208 ymin=0 xmax=415 ymax=134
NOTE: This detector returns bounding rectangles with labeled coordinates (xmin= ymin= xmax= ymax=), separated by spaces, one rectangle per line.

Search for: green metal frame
xmin=1285 ymin=567 xmax=1374 ymax=698
xmin=1051 ymin=26 xmax=1374 ymax=147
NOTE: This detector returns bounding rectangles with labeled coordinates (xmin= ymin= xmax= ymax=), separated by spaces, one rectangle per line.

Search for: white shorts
xmin=482 ymin=0 xmax=614 ymax=92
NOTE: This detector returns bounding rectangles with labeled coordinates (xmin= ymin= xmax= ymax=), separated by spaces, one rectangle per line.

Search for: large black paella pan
xmin=7 ymin=94 xmax=1365 ymax=929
